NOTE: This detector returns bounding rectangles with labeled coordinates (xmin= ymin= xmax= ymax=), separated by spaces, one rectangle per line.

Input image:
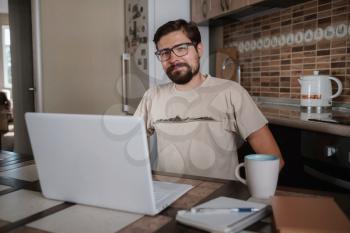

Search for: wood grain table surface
xmin=0 ymin=151 xmax=349 ymax=233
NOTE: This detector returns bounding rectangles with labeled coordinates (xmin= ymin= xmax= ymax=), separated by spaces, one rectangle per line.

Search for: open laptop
xmin=25 ymin=112 xmax=192 ymax=215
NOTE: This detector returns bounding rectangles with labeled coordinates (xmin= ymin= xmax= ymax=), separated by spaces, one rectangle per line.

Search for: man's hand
xmin=247 ymin=125 xmax=285 ymax=170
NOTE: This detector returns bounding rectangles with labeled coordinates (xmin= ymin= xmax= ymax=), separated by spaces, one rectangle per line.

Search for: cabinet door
xmin=228 ymin=0 xmax=248 ymax=11
xmin=208 ymin=0 xmax=231 ymax=18
xmin=248 ymin=0 xmax=264 ymax=5
xmin=191 ymin=0 xmax=210 ymax=24
xmin=192 ymin=0 xmax=265 ymax=23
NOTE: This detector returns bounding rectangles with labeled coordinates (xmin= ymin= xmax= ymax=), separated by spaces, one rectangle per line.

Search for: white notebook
xmin=176 ymin=196 xmax=270 ymax=233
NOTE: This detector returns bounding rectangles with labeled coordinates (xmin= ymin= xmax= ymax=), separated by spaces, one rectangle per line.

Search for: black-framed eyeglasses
xmin=155 ymin=42 xmax=195 ymax=62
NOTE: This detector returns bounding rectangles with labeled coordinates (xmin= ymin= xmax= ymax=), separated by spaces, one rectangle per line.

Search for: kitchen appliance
xmin=122 ymin=0 xmax=209 ymax=115
xmin=298 ymin=70 xmax=343 ymax=113
xmin=301 ymin=130 xmax=350 ymax=192
xmin=122 ymin=0 xmax=209 ymax=167
xmin=215 ymin=47 xmax=240 ymax=83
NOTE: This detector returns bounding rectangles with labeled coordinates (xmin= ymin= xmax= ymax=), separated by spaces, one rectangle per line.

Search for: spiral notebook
xmin=176 ymin=196 xmax=270 ymax=233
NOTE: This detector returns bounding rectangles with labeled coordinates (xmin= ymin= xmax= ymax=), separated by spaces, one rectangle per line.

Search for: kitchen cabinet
xmin=191 ymin=0 xmax=266 ymax=24
xmin=191 ymin=0 xmax=210 ymax=23
xmin=238 ymin=124 xmax=304 ymax=188
xmin=227 ymin=0 xmax=247 ymax=12
xmin=228 ymin=0 xmax=265 ymax=11
xmin=192 ymin=0 xmax=311 ymax=24
xmin=191 ymin=0 xmax=210 ymax=24
xmin=191 ymin=0 xmax=234 ymax=23
xmin=208 ymin=0 xmax=231 ymax=19
xmin=238 ymin=124 xmax=350 ymax=193
xmin=248 ymin=0 xmax=264 ymax=5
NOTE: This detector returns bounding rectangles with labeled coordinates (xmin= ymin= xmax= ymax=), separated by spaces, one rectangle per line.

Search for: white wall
xmin=0 ymin=13 xmax=8 ymax=90
xmin=0 ymin=0 xmax=8 ymax=14
xmin=39 ymin=0 xmax=125 ymax=114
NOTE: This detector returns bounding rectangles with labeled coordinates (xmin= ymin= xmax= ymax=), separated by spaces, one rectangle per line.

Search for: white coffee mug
xmin=235 ymin=154 xmax=280 ymax=199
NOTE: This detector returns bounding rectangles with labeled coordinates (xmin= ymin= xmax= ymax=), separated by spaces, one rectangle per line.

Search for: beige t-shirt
xmin=134 ymin=76 xmax=268 ymax=180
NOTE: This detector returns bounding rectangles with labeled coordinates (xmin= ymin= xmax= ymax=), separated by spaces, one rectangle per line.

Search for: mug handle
xmin=234 ymin=163 xmax=247 ymax=184
xmin=329 ymin=77 xmax=343 ymax=99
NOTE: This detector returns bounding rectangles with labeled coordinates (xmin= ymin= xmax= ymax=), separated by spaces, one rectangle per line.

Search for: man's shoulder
xmin=144 ymin=83 xmax=173 ymax=97
xmin=206 ymin=76 xmax=245 ymax=91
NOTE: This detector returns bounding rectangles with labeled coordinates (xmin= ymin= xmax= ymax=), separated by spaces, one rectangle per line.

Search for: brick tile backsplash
xmin=223 ymin=0 xmax=350 ymax=103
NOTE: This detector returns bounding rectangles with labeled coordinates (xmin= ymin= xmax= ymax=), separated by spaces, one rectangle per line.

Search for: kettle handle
xmin=329 ymin=77 xmax=343 ymax=99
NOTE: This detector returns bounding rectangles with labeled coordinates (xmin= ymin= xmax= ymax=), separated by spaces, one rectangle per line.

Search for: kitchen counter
xmin=254 ymin=97 xmax=350 ymax=137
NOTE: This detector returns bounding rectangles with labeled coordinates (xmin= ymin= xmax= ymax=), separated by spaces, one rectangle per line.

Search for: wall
xmin=222 ymin=0 xmax=350 ymax=103
xmin=0 ymin=13 xmax=8 ymax=91
xmin=40 ymin=0 xmax=125 ymax=114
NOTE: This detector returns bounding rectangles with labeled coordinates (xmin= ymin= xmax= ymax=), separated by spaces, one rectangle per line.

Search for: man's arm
xmin=247 ymin=125 xmax=285 ymax=170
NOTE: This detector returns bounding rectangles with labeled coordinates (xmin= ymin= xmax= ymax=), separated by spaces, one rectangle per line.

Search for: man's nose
xmin=168 ymin=51 xmax=179 ymax=63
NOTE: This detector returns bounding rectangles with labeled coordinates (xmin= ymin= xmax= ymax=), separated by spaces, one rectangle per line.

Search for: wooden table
xmin=0 ymin=153 xmax=349 ymax=233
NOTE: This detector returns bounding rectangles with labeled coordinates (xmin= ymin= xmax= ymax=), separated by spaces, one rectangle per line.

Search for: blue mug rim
xmin=245 ymin=154 xmax=278 ymax=161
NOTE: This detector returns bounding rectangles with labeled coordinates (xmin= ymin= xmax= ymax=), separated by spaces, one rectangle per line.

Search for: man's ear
xmin=196 ymin=42 xmax=204 ymax=57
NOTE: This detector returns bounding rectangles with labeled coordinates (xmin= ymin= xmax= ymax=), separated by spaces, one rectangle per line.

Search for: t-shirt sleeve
xmin=134 ymin=89 xmax=155 ymax=136
xmin=231 ymin=85 xmax=268 ymax=140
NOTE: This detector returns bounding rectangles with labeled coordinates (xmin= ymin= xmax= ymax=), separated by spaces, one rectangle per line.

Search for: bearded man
xmin=134 ymin=19 xmax=284 ymax=180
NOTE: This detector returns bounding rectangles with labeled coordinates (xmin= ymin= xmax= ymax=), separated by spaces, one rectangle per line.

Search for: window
xmin=2 ymin=25 xmax=11 ymax=88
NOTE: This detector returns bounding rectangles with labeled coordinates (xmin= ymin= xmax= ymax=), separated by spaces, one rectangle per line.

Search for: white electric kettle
xmin=298 ymin=71 xmax=343 ymax=109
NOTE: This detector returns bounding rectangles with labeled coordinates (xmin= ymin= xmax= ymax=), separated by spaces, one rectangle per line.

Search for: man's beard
xmin=166 ymin=62 xmax=200 ymax=85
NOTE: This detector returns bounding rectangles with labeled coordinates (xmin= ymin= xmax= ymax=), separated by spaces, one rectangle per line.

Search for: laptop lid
xmin=25 ymin=112 xmax=158 ymax=214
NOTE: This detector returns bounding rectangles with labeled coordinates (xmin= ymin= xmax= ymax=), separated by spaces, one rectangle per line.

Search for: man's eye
xmin=174 ymin=45 xmax=187 ymax=52
xmin=160 ymin=50 xmax=170 ymax=56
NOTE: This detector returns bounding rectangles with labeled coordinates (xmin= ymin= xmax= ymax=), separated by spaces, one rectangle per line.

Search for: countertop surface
xmin=254 ymin=97 xmax=350 ymax=137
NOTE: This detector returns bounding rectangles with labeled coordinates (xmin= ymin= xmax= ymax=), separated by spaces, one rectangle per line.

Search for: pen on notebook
xmin=189 ymin=207 xmax=260 ymax=214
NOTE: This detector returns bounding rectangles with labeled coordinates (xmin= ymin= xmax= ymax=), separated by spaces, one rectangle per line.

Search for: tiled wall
xmin=222 ymin=0 xmax=350 ymax=103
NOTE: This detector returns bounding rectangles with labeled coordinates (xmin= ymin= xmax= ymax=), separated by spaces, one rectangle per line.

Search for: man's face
xmin=156 ymin=30 xmax=203 ymax=85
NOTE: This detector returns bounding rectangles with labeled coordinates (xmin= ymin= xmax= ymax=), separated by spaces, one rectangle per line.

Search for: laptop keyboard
xmin=153 ymin=181 xmax=181 ymax=203
xmin=154 ymin=191 xmax=171 ymax=203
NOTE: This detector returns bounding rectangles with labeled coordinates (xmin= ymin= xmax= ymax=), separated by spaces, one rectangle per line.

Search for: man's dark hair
xmin=153 ymin=19 xmax=201 ymax=49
